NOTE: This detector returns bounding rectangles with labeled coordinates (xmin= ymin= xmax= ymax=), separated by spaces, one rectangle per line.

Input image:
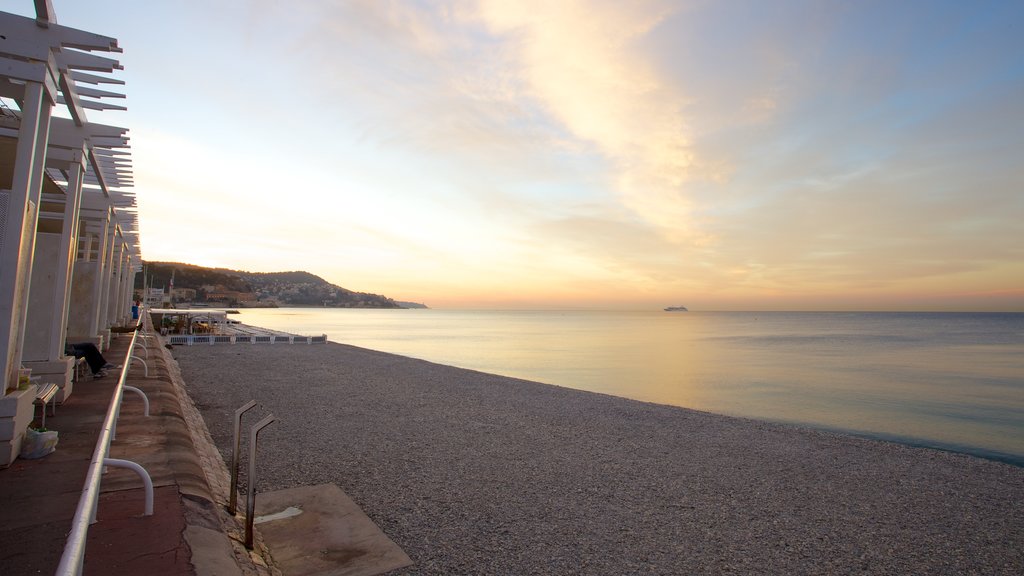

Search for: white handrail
xmin=103 ymin=458 xmax=154 ymax=515
xmin=55 ymin=322 xmax=145 ymax=576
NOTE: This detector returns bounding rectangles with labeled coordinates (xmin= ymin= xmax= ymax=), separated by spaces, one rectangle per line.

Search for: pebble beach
xmin=175 ymin=342 xmax=1024 ymax=575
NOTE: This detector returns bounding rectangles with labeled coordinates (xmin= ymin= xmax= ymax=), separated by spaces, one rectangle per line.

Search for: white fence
xmin=166 ymin=334 xmax=327 ymax=345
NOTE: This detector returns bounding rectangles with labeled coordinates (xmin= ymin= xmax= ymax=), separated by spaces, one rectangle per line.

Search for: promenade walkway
xmin=0 ymin=331 xmax=271 ymax=576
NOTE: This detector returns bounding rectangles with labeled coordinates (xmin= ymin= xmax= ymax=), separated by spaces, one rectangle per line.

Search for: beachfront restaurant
xmin=151 ymin=308 xmax=230 ymax=335
xmin=0 ymin=5 xmax=139 ymax=467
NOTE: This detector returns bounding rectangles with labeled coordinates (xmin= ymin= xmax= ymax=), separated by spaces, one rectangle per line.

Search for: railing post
xmin=245 ymin=414 xmax=277 ymax=549
xmin=129 ymin=355 xmax=148 ymax=377
xmin=228 ymin=400 xmax=258 ymax=515
xmin=103 ymin=458 xmax=154 ymax=516
xmin=123 ymin=386 xmax=150 ymax=417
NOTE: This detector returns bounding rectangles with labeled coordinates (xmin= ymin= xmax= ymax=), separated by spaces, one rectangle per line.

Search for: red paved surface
xmin=0 ymin=333 xmax=201 ymax=576
xmin=84 ymin=486 xmax=192 ymax=576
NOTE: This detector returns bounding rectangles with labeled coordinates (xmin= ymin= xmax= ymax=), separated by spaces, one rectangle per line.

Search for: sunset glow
xmin=29 ymin=1 xmax=1024 ymax=310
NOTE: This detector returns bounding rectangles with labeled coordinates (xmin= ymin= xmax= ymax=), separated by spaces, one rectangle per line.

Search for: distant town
xmin=137 ymin=262 xmax=427 ymax=309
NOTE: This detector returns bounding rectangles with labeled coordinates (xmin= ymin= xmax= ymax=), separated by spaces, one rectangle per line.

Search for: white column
xmin=118 ymin=254 xmax=135 ymax=325
xmin=89 ymin=214 xmax=110 ymax=342
xmin=0 ymin=79 xmax=53 ymax=467
xmin=22 ymin=155 xmax=86 ymax=397
xmin=106 ymin=230 xmax=124 ymax=327
xmin=95 ymin=209 xmax=115 ymax=347
xmin=54 ymin=159 xmax=86 ymax=354
xmin=126 ymin=266 xmax=138 ymax=318
xmin=13 ymin=90 xmax=54 ymax=364
xmin=109 ymin=235 xmax=125 ymax=326
xmin=0 ymin=81 xmax=52 ymax=391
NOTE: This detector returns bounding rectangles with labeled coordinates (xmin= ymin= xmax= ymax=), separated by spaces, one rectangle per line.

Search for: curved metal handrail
xmin=55 ymin=319 xmax=149 ymax=576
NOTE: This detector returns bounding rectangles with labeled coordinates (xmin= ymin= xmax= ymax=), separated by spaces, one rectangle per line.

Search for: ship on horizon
xmin=664 ymin=305 xmax=688 ymax=312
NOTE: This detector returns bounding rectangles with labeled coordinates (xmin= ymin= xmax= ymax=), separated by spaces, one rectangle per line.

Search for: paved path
xmin=0 ymin=332 xmax=268 ymax=576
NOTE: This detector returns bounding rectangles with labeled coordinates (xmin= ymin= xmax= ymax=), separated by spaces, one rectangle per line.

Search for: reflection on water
xmin=234 ymin=309 xmax=1024 ymax=464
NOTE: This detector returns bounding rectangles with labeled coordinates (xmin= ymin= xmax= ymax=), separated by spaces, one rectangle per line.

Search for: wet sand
xmin=175 ymin=342 xmax=1024 ymax=575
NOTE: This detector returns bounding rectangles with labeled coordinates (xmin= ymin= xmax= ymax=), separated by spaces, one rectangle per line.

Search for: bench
xmin=73 ymin=357 xmax=88 ymax=384
xmin=34 ymin=383 xmax=59 ymax=428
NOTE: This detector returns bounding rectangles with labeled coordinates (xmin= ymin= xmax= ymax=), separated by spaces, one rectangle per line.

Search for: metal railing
xmin=55 ymin=321 xmax=153 ymax=576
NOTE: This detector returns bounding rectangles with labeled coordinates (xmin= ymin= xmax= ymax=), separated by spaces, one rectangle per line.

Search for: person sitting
xmin=65 ymin=342 xmax=117 ymax=378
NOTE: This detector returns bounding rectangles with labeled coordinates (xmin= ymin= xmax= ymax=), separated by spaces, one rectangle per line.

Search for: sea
xmin=231 ymin=308 xmax=1024 ymax=466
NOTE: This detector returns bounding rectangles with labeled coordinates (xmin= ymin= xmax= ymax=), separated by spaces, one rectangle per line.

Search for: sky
xmin=15 ymin=1 xmax=1024 ymax=310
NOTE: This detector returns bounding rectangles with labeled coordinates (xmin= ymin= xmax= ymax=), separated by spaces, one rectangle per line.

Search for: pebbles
xmin=176 ymin=342 xmax=1024 ymax=575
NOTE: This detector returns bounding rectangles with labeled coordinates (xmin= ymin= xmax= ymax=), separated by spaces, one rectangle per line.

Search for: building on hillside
xmin=205 ymin=290 xmax=257 ymax=304
xmin=145 ymin=288 xmax=169 ymax=308
xmin=170 ymin=287 xmax=197 ymax=302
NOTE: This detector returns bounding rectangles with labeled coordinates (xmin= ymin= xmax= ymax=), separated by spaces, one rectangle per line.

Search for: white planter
xmin=0 ymin=386 xmax=38 ymax=467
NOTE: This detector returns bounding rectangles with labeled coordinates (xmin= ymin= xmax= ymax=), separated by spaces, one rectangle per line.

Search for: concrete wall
xmin=22 ymin=232 xmax=59 ymax=362
xmin=66 ymin=261 xmax=98 ymax=341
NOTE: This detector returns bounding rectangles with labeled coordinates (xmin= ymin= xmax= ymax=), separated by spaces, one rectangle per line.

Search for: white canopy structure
xmin=149 ymin=308 xmax=231 ymax=334
xmin=1 ymin=3 xmax=141 ymax=466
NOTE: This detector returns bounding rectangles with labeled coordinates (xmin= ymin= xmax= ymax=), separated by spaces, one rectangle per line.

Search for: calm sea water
xmin=233 ymin=309 xmax=1024 ymax=465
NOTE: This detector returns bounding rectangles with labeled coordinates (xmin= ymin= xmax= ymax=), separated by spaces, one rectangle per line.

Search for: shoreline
xmin=790 ymin=422 xmax=1024 ymax=468
xmin=174 ymin=340 xmax=1024 ymax=574
xmin=228 ymin=308 xmax=1024 ymax=464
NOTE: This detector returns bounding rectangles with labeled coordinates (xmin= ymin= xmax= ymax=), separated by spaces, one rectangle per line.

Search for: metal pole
xmin=103 ymin=458 xmax=154 ymax=516
xmin=245 ymin=413 xmax=277 ymax=549
xmin=228 ymin=400 xmax=257 ymax=515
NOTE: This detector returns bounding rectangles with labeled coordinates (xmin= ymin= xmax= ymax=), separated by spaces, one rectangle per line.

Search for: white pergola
xmin=0 ymin=2 xmax=140 ymax=466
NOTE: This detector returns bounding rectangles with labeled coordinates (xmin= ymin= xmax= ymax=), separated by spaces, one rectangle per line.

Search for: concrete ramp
xmin=255 ymin=484 xmax=412 ymax=576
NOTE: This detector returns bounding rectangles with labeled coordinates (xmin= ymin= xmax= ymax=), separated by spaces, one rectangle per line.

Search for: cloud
xmin=126 ymin=0 xmax=1023 ymax=310
xmin=469 ymin=1 xmax=715 ymax=243
xmin=285 ymin=1 xmax=720 ymax=243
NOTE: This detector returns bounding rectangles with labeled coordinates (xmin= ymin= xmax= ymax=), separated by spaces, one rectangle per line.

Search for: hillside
xmin=137 ymin=262 xmax=405 ymax=308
